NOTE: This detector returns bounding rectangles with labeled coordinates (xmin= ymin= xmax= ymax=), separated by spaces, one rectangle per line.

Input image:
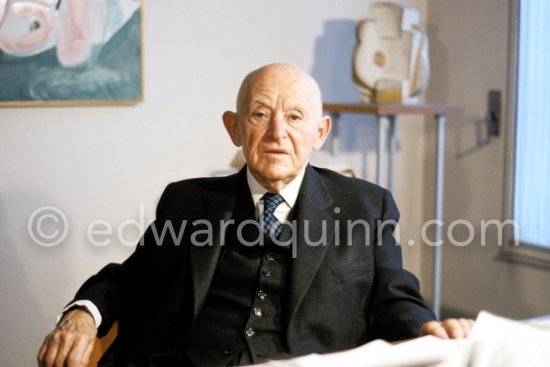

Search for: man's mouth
xmin=264 ymin=149 xmax=288 ymax=155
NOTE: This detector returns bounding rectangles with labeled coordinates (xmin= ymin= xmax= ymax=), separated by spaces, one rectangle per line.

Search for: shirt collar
xmin=246 ymin=166 xmax=306 ymax=208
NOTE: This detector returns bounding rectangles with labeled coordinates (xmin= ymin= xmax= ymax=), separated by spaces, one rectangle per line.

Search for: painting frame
xmin=0 ymin=0 xmax=143 ymax=107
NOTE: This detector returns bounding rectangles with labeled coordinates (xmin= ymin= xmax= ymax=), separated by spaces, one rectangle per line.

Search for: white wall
xmin=0 ymin=1 xmax=428 ymax=365
xmin=424 ymin=0 xmax=550 ymax=318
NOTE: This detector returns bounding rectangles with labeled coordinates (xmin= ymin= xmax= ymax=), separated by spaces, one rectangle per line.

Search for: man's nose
xmin=267 ymin=114 xmax=287 ymax=140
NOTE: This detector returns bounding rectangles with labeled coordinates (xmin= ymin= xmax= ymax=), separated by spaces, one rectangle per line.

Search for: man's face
xmin=223 ymin=64 xmax=331 ymax=190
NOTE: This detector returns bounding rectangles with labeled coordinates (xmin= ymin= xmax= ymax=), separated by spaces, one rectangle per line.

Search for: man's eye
xmin=289 ymin=114 xmax=301 ymax=121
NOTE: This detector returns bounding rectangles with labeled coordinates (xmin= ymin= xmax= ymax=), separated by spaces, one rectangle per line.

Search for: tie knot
xmin=262 ymin=192 xmax=284 ymax=214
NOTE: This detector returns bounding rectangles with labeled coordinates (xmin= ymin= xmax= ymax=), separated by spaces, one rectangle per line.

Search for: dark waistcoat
xmin=182 ymin=193 xmax=292 ymax=366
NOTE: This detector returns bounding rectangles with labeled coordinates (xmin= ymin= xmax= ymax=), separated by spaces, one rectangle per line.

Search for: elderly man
xmin=38 ymin=63 xmax=472 ymax=367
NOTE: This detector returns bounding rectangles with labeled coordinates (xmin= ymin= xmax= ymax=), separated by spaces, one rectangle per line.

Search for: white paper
xmin=248 ymin=311 xmax=550 ymax=367
xmin=249 ymin=336 xmax=464 ymax=367
xmin=462 ymin=311 xmax=550 ymax=367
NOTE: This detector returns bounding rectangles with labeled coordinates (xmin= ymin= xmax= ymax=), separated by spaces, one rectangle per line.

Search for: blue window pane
xmin=514 ymin=0 xmax=550 ymax=248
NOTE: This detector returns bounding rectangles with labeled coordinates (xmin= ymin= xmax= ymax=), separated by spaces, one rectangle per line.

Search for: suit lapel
xmin=189 ymin=169 xmax=248 ymax=320
xmin=287 ymin=165 xmax=335 ymax=323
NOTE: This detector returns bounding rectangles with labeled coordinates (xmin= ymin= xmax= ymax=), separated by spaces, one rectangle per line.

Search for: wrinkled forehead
xmin=236 ymin=65 xmax=323 ymax=115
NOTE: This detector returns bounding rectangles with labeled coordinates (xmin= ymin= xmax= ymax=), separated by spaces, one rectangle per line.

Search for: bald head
xmin=236 ymin=63 xmax=324 ymax=120
xmin=223 ymin=62 xmax=331 ymax=191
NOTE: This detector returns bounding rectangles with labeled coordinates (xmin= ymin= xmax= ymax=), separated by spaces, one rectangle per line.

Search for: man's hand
xmin=37 ymin=308 xmax=98 ymax=367
xmin=420 ymin=318 xmax=474 ymax=339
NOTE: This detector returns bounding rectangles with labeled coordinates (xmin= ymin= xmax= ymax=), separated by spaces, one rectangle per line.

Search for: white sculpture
xmin=352 ymin=2 xmax=429 ymax=104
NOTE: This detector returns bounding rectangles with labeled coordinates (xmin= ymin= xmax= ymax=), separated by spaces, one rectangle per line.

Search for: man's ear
xmin=222 ymin=111 xmax=242 ymax=147
xmin=312 ymin=115 xmax=332 ymax=150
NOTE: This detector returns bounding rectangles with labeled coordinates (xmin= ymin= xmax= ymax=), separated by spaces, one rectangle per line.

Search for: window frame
xmin=500 ymin=0 xmax=550 ymax=268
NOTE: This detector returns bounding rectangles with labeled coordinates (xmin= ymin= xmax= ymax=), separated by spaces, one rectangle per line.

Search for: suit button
xmin=224 ymin=348 xmax=233 ymax=357
xmin=265 ymin=252 xmax=274 ymax=261
xmin=253 ymin=307 xmax=263 ymax=317
xmin=245 ymin=328 xmax=255 ymax=337
xmin=257 ymin=290 xmax=267 ymax=300
xmin=262 ymin=270 xmax=272 ymax=277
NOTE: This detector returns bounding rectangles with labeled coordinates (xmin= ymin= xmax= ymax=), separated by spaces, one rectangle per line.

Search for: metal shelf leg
xmin=433 ymin=113 xmax=447 ymax=320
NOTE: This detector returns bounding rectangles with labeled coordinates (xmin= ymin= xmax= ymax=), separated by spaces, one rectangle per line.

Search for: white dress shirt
xmin=246 ymin=166 xmax=305 ymax=223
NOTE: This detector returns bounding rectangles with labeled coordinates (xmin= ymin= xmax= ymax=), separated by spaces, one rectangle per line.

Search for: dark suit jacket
xmin=73 ymin=165 xmax=435 ymax=366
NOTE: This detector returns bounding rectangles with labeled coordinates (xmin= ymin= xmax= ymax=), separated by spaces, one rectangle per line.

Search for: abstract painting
xmin=0 ymin=0 xmax=142 ymax=106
